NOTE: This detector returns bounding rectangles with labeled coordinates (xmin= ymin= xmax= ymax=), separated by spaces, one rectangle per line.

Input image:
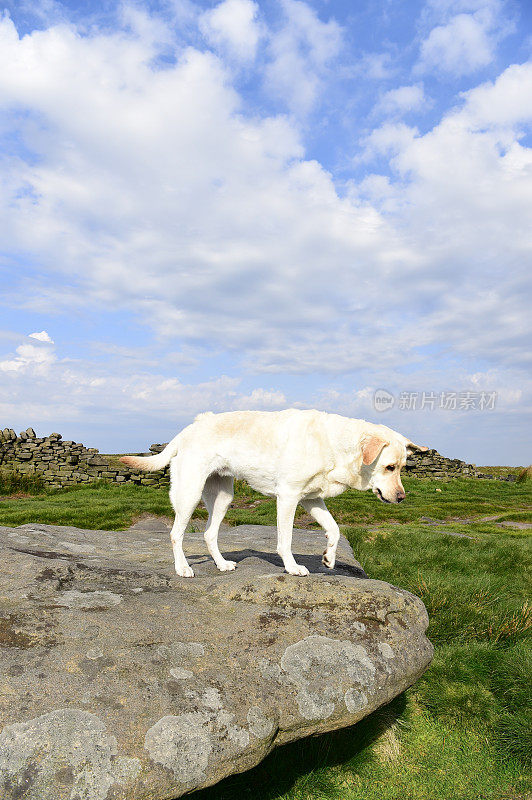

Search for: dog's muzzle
xmin=374 ymin=487 xmax=391 ymax=504
xmin=374 ymin=487 xmax=406 ymax=504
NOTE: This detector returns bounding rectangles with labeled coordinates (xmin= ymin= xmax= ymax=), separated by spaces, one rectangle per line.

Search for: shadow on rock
xmin=220 ymin=548 xmax=367 ymax=578
xmin=189 ymin=693 xmax=408 ymax=800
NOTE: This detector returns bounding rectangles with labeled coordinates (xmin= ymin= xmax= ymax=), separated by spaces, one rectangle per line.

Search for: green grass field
xmin=0 ymin=474 xmax=530 ymax=800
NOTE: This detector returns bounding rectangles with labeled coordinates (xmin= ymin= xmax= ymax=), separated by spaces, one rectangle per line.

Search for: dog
xmin=120 ymin=409 xmax=427 ymax=578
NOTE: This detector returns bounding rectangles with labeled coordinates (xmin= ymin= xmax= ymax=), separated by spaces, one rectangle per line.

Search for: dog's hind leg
xmin=300 ymin=498 xmax=340 ymax=569
xmin=202 ymin=474 xmax=236 ymax=571
xmin=168 ymin=457 xmax=206 ymax=578
xmin=276 ymin=495 xmax=309 ymax=576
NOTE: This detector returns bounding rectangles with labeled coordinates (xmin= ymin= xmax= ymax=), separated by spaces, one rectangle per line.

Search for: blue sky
xmin=0 ymin=0 xmax=531 ymax=464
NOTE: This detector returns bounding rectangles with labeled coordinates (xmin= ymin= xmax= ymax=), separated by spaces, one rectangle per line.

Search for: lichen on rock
xmin=0 ymin=709 xmax=140 ymax=800
xmin=280 ymin=635 xmax=376 ymax=720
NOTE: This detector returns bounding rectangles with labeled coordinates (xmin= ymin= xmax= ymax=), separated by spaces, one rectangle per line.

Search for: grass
xmin=0 ymin=474 xmax=529 ymax=530
xmin=476 ymin=466 xmax=524 ymax=478
xmin=0 ymin=475 xmax=531 ymax=800
xmin=495 ymin=510 xmax=532 ymax=524
xmin=0 ymin=479 xmax=174 ymax=529
xmin=0 ymin=468 xmax=45 ymax=496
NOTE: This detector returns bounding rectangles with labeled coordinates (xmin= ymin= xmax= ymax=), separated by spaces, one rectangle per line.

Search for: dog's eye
xmin=386 ymin=465 xmax=395 ymax=471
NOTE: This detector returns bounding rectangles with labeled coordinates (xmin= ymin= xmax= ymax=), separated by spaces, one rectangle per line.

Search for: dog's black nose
xmin=396 ymin=491 xmax=406 ymax=502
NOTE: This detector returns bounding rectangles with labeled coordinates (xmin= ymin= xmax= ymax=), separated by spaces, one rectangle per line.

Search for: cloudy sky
xmin=0 ymin=0 xmax=530 ymax=464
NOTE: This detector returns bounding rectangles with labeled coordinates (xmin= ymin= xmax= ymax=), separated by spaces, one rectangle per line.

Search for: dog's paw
xmin=217 ymin=560 xmax=237 ymax=572
xmin=176 ymin=564 xmax=195 ymax=578
xmin=322 ymin=550 xmax=335 ymax=569
xmin=286 ymin=564 xmax=310 ymax=577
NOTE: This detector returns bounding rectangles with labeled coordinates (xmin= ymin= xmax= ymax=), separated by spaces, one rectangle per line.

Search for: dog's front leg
xmin=276 ymin=495 xmax=309 ymax=576
xmin=300 ymin=498 xmax=340 ymax=569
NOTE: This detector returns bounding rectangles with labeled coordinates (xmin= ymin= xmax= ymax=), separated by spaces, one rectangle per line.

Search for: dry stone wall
xmin=0 ymin=428 xmax=168 ymax=489
xmin=404 ymin=448 xmax=477 ymax=479
xmin=0 ymin=427 xmax=493 ymax=489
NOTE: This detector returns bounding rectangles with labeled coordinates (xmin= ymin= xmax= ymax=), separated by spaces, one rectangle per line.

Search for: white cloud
xmin=419 ymin=12 xmax=497 ymax=76
xmin=458 ymin=60 xmax=532 ymax=126
xmin=29 ymin=330 xmax=54 ymax=343
xmin=264 ymin=0 xmax=342 ymax=115
xmin=421 ymin=0 xmax=506 ymax=25
xmin=200 ymin=0 xmax=261 ymax=62
xmin=376 ymin=84 xmax=428 ymax=116
xmin=357 ymin=62 xmax=532 ymax=373
xmin=0 ymin=333 xmax=287 ymax=425
xmin=232 ymin=388 xmax=287 ymax=409
xmin=0 ymin=10 xmax=407 ymax=371
xmin=355 ymin=51 xmax=395 ymax=81
xmin=357 ymin=122 xmax=419 ymax=162
xmin=0 ymin=335 xmax=56 ymax=373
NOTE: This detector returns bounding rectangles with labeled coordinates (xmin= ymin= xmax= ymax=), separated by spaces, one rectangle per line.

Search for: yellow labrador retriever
xmin=121 ymin=409 xmax=427 ymax=578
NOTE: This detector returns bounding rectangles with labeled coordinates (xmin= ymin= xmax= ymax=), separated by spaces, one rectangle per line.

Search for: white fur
xmin=120 ymin=409 xmax=426 ymax=578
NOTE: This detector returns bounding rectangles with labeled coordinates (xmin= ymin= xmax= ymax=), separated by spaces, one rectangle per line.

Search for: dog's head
xmin=360 ymin=433 xmax=428 ymax=503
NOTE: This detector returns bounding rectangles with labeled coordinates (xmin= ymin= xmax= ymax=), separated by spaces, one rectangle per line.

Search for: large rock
xmin=0 ymin=519 xmax=433 ymax=800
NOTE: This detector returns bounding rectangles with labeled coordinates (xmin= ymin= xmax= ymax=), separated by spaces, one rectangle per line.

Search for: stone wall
xmin=404 ymin=448 xmax=477 ymax=479
xmin=0 ymin=428 xmax=169 ymax=489
xmin=0 ymin=427 xmax=494 ymax=489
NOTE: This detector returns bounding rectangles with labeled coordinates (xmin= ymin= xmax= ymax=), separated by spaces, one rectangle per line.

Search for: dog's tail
xmin=120 ymin=434 xmax=180 ymax=472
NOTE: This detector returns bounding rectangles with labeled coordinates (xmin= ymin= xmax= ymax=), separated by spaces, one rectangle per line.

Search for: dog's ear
xmin=361 ymin=435 xmax=389 ymax=465
xmin=406 ymin=441 xmax=429 ymax=454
